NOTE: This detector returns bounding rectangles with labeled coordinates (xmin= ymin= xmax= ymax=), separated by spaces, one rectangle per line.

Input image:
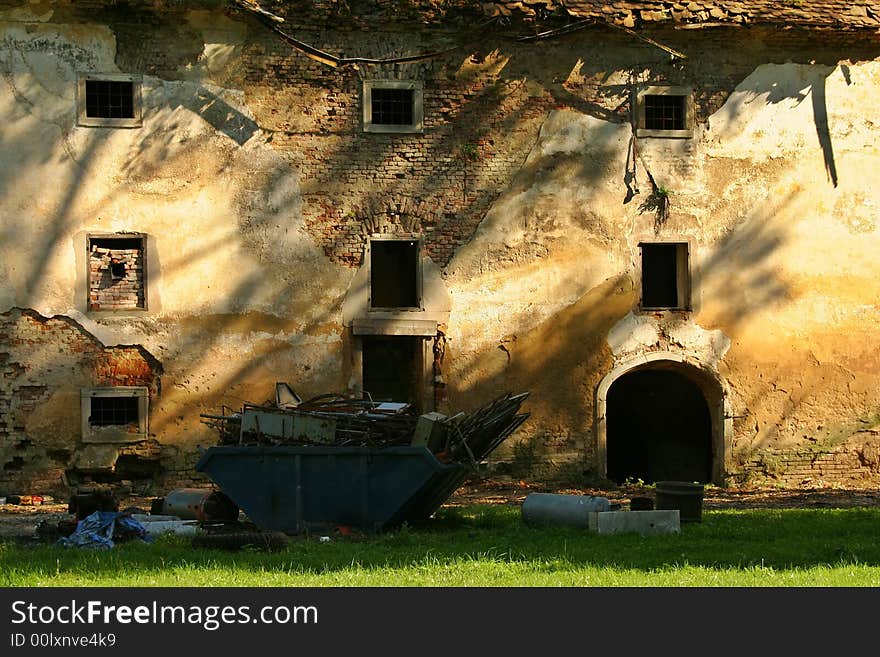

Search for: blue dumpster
xmin=196 ymin=445 xmax=468 ymax=534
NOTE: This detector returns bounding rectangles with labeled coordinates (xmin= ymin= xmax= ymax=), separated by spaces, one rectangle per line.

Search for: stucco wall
xmin=1 ymin=2 xmax=878 ymax=493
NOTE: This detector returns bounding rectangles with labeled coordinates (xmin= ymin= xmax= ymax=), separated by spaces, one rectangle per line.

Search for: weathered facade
xmin=2 ymin=0 xmax=879 ymax=496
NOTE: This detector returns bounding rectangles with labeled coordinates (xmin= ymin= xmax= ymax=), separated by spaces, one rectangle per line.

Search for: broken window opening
xmin=109 ymin=259 xmax=126 ymax=280
xmin=362 ymin=336 xmax=423 ymax=410
xmin=87 ymin=234 xmax=147 ymax=311
xmin=363 ymin=80 xmax=423 ymax=133
xmin=114 ymin=454 xmax=163 ymax=479
xmin=77 ymin=75 xmax=142 ymax=128
xmin=640 ymin=242 xmax=690 ymax=310
xmin=370 ymin=239 xmax=421 ymax=309
xmin=88 ymin=396 xmax=140 ymax=427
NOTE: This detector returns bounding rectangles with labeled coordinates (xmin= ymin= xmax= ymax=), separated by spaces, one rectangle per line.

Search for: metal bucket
xmin=654 ymin=481 xmax=704 ymax=523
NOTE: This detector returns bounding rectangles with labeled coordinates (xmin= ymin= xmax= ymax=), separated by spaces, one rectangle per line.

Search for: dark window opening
xmin=641 ymin=243 xmax=688 ymax=309
xmin=606 ymin=368 xmax=712 ymax=484
xmin=110 ymin=260 xmax=126 ymax=279
xmin=362 ymin=336 xmax=422 ymax=409
xmin=643 ymin=95 xmax=686 ymax=131
xmin=90 ymin=237 xmax=142 ymax=251
xmin=370 ymin=240 xmax=419 ymax=308
xmin=85 ymin=80 xmax=135 ymax=119
xmin=371 ymin=88 xmax=414 ymax=126
xmin=89 ymin=396 xmax=139 ymax=427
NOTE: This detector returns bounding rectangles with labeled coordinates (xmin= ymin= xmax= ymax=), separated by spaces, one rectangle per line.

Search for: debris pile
xmin=201 ymin=384 xmax=530 ymax=467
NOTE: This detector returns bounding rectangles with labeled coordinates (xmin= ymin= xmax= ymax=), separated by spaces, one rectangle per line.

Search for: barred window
xmin=78 ymin=74 xmax=142 ymax=128
xmin=371 ymin=88 xmax=415 ymax=126
xmin=636 ymin=86 xmax=693 ymax=138
xmin=80 ymin=387 xmax=149 ymax=443
xmin=643 ymin=95 xmax=686 ymax=131
xmin=85 ymin=80 xmax=135 ymax=119
xmin=89 ymin=396 xmax=139 ymax=427
xmin=363 ymin=81 xmax=423 ymax=133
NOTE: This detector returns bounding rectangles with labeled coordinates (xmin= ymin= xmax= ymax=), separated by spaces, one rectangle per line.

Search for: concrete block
xmin=588 ymin=510 xmax=680 ymax=535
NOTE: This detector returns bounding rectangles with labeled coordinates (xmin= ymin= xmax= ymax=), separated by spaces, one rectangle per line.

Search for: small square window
xmin=372 ymin=88 xmax=415 ymax=126
xmin=363 ymin=81 xmax=423 ymax=133
xmin=369 ymin=238 xmax=421 ymax=309
xmin=78 ymin=74 xmax=142 ymax=128
xmin=644 ymin=95 xmax=686 ymax=131
xmin=81 ymin=387 xmax=149 ymax=443
xmin=636 ymin=86 xmax=693 ymax=138
xmin=87 ymin=234 xmax=147 ymax=311
xmin=640 ymin=242 xmax=690 ymax=310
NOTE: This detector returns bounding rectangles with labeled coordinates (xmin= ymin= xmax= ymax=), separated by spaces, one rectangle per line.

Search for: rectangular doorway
xmin=362 ymin=336 xmax=423 ymax=409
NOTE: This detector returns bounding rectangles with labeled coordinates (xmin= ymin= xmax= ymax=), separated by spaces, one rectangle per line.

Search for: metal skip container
xmin=196 ymin=390 xmax=531 ymax=534
xmin=196 ymin=446 xmax=468 ymax=534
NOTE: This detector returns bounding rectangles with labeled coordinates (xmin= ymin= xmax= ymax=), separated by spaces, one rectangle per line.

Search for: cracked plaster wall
xmin=0 ymin=9 xmax=350 ymax=492
xmin=0 ymin=5 xmax=879 ymax=490
xmin=446 ymin=61 xmax=880 ymax=485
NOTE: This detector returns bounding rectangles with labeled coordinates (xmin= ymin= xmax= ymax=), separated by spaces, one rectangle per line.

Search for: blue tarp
xmin=58 ymin=511 xmax=151 ymax=549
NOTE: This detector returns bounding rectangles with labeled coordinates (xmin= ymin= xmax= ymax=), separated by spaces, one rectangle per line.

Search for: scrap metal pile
xmin=200 ymin=384 xmax=529 ymax=466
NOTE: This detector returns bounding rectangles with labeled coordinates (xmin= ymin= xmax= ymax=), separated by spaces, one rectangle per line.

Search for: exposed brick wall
xmin=236 ymin=12 xmax=879 ymax=268
xmin=0 ymin=308 xmax=161 ymax=496
xmin=740 ymin=445 xmax=880 ymax=487
xmin=241 ymin=28 xmax=552 ymax=266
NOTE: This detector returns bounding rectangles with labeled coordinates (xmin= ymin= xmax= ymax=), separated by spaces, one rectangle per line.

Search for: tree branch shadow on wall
xmin=3 ymin=13 xmax=876 ymax=489
xmin=711 ymin=64 xmax=844 ymax=188
xmin=447 ymin=185 xmax=797 ymax=478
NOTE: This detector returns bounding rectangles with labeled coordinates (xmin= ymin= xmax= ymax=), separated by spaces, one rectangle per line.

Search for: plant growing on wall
xmin=458 ymin=142 xmax=483 ymax=201
xmin=458 ymin=143 xmax=481 ymax=164
xmin=639 ymin=181 xmax=672 ymax=231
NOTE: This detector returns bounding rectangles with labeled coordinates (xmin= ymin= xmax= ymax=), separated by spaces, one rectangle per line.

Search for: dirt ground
xmin=446 ymin=478 xmax=880 ymax=509
xmin=2 ymin=479 xmax=878 ymax=541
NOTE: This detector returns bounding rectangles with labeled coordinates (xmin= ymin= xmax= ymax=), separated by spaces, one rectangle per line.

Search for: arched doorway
xmin=606 ymin=368 xmax=711 ymax=483
xmin=596 ymin=353 xmax=729 ymax=484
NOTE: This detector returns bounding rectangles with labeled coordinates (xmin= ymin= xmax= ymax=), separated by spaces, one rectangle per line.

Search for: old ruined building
xmin=1 ymin=0 xmax=879 ymax=498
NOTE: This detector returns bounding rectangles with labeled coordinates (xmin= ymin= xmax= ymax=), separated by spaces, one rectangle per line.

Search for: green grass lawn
xmin=2 ymin=506 xmax=878 ymax=586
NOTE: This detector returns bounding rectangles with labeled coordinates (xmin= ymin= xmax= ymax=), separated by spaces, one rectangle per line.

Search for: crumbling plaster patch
xmin=607 ymin=311 xmax=731 ymax=368
xmin=0 ymin=308 xmax=162 ymax=493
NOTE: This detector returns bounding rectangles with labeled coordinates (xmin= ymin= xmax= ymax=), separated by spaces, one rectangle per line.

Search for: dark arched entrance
xmin=606 ymin=367 xmax=712 ymax=484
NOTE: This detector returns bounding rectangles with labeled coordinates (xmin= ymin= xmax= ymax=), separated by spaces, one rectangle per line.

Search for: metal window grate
xmin=89 ymin=396 xmax=139 ymax=426
xmin=644 ymin=95 xmax=686 ymax=131
xmin=371 ymin=88 xmax=414 ymax=125
xmin=85 ymin=80 xmax=135 ymax=119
